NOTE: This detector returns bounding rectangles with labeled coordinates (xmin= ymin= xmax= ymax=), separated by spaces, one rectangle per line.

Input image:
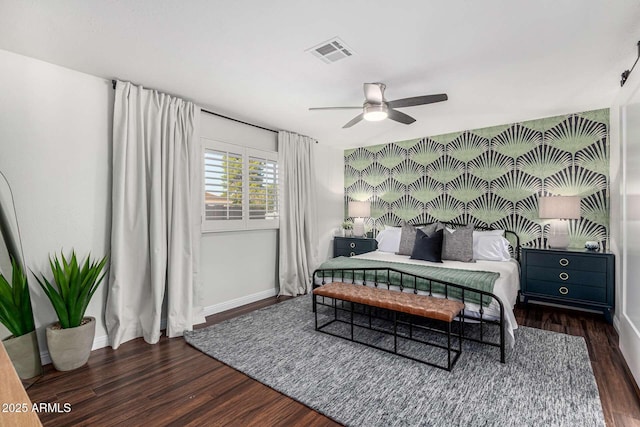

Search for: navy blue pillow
xmin=410 ymin=228 xmax=444 ymax=263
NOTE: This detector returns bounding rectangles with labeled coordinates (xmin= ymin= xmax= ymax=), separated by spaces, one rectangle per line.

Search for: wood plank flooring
xmin=21 ymin=298 xmax=640 ymax=426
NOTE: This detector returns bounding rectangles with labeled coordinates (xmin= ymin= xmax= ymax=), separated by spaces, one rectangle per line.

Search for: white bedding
xmin=316 ymin=250 xmax=521 ymax=347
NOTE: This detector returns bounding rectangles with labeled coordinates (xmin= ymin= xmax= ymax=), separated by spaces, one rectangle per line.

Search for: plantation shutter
xmin=203 ymin=142 xmax=244 ymax=230
xmin=248 ymin=152 xmax=279 ymax=223
xmin=202 ymin=139 xmax=279 ymax=232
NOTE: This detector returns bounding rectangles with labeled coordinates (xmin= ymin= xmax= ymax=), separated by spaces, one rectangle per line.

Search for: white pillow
xmin=473 ymin=235 xmax=511 ymax=261
xmin=376 ymin=227 xmax=402 ymax=253
xmin=473 ymin=229 xmax=505 ymax=239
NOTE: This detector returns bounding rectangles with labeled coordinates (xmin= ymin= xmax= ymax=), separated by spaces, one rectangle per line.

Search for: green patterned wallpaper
xmin=344 ymin=109 xmax=610 ymax=249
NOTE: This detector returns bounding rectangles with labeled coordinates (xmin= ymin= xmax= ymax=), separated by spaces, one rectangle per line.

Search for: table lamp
xmin=348 ymin=201 xmax=370 ymax=237
xmin=538 ymin=196 xmax=581 ymax=249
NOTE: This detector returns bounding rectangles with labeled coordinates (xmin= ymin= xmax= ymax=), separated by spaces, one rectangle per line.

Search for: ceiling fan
xmin=309 ymin=83 xmax=448 ymax=128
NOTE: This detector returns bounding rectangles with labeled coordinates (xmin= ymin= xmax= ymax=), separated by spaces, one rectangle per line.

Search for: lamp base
xmin=353 ymin=218 xmax=365 ymax=237
xmin=547 ymin=220 xmax=570 ymax=249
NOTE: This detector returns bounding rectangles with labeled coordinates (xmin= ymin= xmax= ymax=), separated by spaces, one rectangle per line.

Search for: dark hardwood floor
xmin=23 ymin=298 xmax=640 ymax=426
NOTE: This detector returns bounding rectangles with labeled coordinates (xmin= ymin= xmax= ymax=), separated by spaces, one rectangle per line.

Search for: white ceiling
xmin=1 ymin=0 xmax=639 ymax=148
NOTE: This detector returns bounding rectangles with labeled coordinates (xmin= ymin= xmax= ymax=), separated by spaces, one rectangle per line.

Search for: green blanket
xmin=315 ymin=257 xmax=500 ymax=307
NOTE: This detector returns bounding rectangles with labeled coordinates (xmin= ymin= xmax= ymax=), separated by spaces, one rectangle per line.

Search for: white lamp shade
xmin=348 ymin=201 xmax=371 ymax=218
xmin=538 ymin=196 xmax=581 ymax=219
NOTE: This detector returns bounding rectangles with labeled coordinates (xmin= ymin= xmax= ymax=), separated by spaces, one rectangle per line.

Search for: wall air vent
xmin=306 ymin=37 xmax=355 ymax=64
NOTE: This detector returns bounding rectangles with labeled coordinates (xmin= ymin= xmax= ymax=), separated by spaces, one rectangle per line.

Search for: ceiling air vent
xmin=307 ymin=37 xmax=355 ymax=64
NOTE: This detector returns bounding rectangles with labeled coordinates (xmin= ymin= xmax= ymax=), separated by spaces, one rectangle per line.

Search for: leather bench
xmin=313 ymin=282 xmax=465 ymax=371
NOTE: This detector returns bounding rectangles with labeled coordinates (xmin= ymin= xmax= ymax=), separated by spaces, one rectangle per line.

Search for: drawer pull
xmin=559 ymin=286 xmax=569 ymax=295
xmin=559 ymin=272 xmax=569 ymax=281
xmin=349 ymin=251 xmax=356 ymax=257
xmin=559 ymin=258 xmax=569 ymax=266
xmin=350 ymin=242 xmax=356 ymax=249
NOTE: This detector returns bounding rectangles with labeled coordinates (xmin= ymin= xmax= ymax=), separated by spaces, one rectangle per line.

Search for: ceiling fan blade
xmin=309 ymin=106 xmax=362 ymax=110
xmin=343 ymin=113 xmax=364 ymax=128
xmin=364 ymin=83 xmax=385 ymax=104
xmin=387 ymin=94 xmax=448 ymax=109
xmin=387 ymin=109 xmax=416 ymax=125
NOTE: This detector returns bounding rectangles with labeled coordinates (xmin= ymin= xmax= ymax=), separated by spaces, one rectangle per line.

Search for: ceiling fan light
xmin=363 ymin=103 xmax=388 ymax=121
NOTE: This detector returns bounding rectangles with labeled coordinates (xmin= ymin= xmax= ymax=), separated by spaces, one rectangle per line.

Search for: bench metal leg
xmin=393 ymin=311 xmax=398 ymax=353
xmin=350 ymin=301 xmax=354 ymax=341
xmin=447 ymin=322 xmax=452 ymax=370
xmin=313 ymin=293 xmax=317 ymax=330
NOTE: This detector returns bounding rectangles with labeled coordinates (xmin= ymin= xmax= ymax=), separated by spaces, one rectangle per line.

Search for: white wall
xmin=0 ymin=48 xmax=345 ymax=360
xmin=610 ymin=67 xmax=640 ymax=388
xmin=198 ymin=113 xmax=280 ymax=312
xmin=313 ymin=143 xmax=344 ymax=263
xmin=0 ymin=49 xmax=112 ymax=353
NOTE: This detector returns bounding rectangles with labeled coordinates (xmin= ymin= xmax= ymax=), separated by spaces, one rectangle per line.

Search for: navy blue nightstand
xmin=333 ymin=236 xmax=377 ymax=258
xmin=520 ymin=247 xmax=615 ymax=323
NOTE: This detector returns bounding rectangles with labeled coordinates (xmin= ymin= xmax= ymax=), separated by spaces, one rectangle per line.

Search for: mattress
xmin=314 ymin=250 xmax=521 ymax=347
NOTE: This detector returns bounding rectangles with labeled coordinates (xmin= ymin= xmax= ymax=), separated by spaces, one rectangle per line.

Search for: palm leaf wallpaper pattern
xmin=344 ymin=109 xmax=610 ymax=249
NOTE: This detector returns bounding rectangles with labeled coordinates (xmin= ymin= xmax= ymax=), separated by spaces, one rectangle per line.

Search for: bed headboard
xmin=409 ymin=221 xmax=520 ymax=261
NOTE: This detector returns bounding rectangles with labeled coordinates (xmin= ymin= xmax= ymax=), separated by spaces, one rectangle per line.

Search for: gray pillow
xmin=442 ymin=224 xmax=474 ymax=262
xmin=397 ymin=223 xmax=438 ymax=255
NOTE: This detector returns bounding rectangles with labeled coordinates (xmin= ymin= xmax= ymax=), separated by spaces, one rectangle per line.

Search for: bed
xmin=312 ymin=222 xmax=521 ymax=363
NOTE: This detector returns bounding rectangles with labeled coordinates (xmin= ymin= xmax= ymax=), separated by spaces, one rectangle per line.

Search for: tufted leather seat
xmin=313 ymin=282 xmax=465 ymax=323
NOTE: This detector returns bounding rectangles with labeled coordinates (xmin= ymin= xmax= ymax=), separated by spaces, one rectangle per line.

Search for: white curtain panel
xmin=278 ymin=131 xmax=319 ymax=296
xmin=106 ymin=81 xmax=204 ymax=349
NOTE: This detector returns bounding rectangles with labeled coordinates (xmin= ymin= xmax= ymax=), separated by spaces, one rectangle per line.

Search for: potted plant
xmin=342 ymin=220 xmax=353 ymax=237
xmin=33 ymin=250 xmax=108 ymax=371
xmin=0 ymin=258 xmax=41 ymax=379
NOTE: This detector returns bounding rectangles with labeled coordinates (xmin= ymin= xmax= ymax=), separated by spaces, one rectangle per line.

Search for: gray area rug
xmin=184 ymin=295 xmax=604 ymax=427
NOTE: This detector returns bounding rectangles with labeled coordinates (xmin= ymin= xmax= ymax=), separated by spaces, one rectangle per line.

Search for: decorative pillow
xmin=375 ymin=226 xmax=402 ymax=253
xmin=410 ymin=229 xmax=444 ymax=263
xmin=442 ymin=224 xmax=474 ymax=262
xmin=397 ymin=223 xmax=437 ymax=255
xmin=473 ymin=235 xmax=511 ymax=261
xmin=473 ymin=229 xmax=504 ymax=240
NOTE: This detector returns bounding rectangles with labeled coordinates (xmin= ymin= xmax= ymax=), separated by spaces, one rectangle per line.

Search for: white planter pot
xmin=3 ymin=330 xmax=42 ymax=379
xmin=46 ymin=317 xmax=95 ymax=371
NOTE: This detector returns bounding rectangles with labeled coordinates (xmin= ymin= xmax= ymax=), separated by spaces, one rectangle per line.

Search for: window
xmin=202 ymin=139 xmax=279 ymax=232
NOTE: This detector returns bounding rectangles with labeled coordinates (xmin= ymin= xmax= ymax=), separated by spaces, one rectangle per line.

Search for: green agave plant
xmin=34 ymin=251 xmax=108 ymax=329
xmin=0 ymin=258 xmax=34 ymax=337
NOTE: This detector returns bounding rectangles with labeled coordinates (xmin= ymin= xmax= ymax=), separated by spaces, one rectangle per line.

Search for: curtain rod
xmin=111 ymin=79 xmax=278 ymax=134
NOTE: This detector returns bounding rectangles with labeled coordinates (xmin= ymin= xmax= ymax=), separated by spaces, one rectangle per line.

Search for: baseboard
xmin=202 ymin=288 xmax=278 ymax=318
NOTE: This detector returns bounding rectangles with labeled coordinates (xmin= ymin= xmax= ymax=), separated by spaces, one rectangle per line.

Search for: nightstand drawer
xmin=526 ymin=266 xmax=606 ymax=288
xmin=526 ymin=252 xmax=607 ymax=272
xmin=333 ymin=237 xmax=377 ymax=257
xmin=526 ymin=280 xmax=606 ymax=303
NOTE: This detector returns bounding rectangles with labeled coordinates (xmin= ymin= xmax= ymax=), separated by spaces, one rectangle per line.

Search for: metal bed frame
xmin=312 ymin=223 xmax=520 ymax=364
